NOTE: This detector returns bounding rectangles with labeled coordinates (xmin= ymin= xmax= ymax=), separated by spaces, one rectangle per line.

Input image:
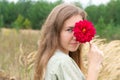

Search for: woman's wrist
xmin=86 ymin=65 xmax=100 ymax=80
xmin=88 ymin=63 xmax=100 ymax=72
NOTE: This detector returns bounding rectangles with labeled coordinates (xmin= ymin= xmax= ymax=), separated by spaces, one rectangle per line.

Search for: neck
xmin=57 ymin=47 xmax=69 ymax=54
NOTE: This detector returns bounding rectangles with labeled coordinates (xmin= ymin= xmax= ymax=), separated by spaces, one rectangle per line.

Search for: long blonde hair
xmin=34 ymin=3 xmax=87 ymax=80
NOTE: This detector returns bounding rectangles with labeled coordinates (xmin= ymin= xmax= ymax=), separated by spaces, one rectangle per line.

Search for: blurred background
xmin=0 ymin=0 xmax=120 ymax=80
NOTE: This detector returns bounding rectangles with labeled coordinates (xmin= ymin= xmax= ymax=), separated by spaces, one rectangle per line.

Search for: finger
xmin=89 ymin=42 xmax=92 ymax=48
xmin=100 ymin=51 xmax=104 ymax=57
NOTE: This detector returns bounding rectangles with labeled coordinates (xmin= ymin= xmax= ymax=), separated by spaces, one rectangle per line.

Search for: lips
xmin=70 ymin=42 xmax=79 ymax=45
xmin=71 ymin=43 xmax=78 ymax=44
xmin=70 ymin=41 xmax=79 ymax=44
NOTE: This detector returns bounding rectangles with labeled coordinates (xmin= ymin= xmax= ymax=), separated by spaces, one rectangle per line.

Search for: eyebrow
xmin=65 ymin=26 xmax=74 ymax=29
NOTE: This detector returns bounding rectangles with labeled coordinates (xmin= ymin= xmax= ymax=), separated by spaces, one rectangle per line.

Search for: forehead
xmin=63 ymin=15 xmax=83 ymax=28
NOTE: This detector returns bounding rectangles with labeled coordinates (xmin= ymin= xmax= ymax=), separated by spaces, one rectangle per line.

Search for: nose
xmin=72 ymin=32 xmax=76 ymax=40
xmin=73 ymin=35 xmax=76 ymax=40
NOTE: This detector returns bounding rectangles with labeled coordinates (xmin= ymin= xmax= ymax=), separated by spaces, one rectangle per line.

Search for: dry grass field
xmin=0 ymin=28 xmax=120 ymax=80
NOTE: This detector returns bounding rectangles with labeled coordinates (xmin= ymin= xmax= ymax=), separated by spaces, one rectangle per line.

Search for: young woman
xmin=34 ymin=3 xmax=103 ymax=80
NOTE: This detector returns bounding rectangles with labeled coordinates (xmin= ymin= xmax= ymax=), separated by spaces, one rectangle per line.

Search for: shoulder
xmin=46 ymin=50 xmax=72 ymax=73
xmin=47 ymin=50 xmax=72 ymax=68
xmin=45 ymin=50 xmax=85 ymax=80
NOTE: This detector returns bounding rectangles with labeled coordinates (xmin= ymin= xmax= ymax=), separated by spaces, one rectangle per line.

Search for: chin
xmin=69 ymin=48 xmax=78 ymax=52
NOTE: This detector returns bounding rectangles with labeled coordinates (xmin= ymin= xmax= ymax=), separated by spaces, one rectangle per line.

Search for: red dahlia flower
xmin=73 ymin=20 xmax=96 ymax=43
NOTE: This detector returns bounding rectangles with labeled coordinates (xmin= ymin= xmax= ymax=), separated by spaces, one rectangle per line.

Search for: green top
xmin=45 ymin=49 xmax=85 ymax=80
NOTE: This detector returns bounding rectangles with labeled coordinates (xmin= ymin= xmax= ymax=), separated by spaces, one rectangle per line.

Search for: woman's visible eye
xmin=66 ymin=28 xmax=73 ymax=32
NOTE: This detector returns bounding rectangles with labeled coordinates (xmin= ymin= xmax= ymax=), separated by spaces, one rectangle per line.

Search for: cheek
xmin=60 ymin=33 xmax=66 ymax=44
xmin=60 ymin=33 xmax=68 ymax=47
xmin=60 ymin=32 xmax=71 ymax=43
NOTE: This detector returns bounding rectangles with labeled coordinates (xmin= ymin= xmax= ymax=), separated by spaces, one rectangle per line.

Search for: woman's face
xmin=59 ymin=14 xmax=83 ymax=54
